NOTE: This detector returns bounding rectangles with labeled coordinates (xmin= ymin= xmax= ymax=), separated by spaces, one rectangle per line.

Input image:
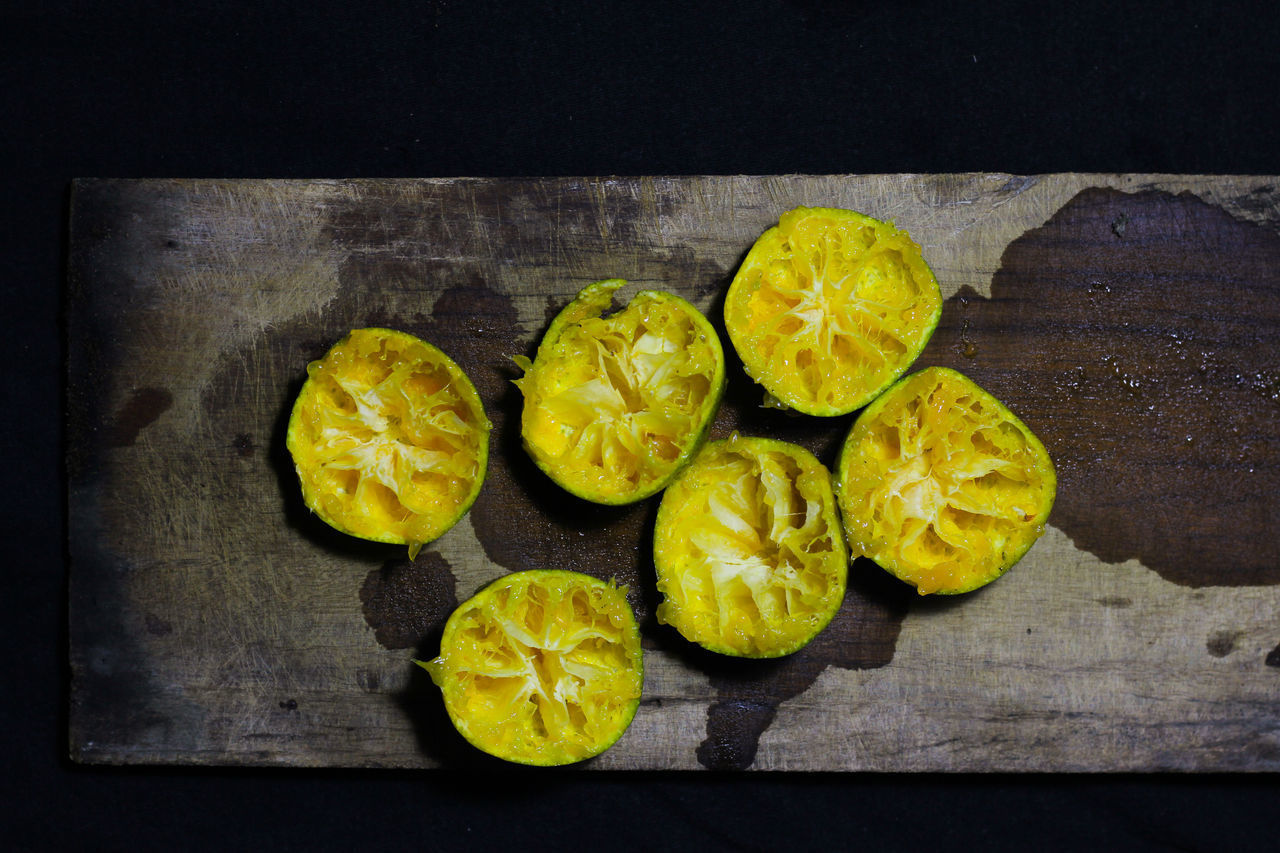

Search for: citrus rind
xmin=515 ymin=279 xmax=726 ymax=504
xmin=654 ymin=433 xmax=848 ymax=657
xmin=420 ymin=569 xmax=644 ymax=766
xmin=286 ymin=328 xmax=490 ymax=555
xmin=835 ymin=366 xmax=1057 ymax=595
xmin=725 ymin=206 xmax=943 ymax=416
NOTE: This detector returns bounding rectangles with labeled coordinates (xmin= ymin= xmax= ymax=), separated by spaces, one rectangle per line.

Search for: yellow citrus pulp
xmin=421 ymin=570 xmax=643 ymax=765
xmin=515 ymin=279 xmax=725 ymax=504
xmin=286 ymin=328 xmax=490 ymax=556
xmin=725 ymin=206 xmax=942 ymax=416
xmin=654 ymin=434 xmax=847 ymax=657
xmin=835 ymin=367 xmax=1056 ymax=595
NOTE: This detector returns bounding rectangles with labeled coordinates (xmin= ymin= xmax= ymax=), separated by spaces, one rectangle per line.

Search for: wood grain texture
xmin=66 ymin=175 xmax=1280 ymax=771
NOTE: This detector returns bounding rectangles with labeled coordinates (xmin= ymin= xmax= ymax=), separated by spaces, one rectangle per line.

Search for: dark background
xmin=5 ymin=1 xmax=1277 ymax=849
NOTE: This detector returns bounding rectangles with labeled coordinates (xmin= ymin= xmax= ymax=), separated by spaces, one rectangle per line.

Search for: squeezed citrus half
xmin=725 ymin=206 xmax=942 ymax=416
xmin=654 ymin=434 xmax=847 ymax=657
xmin=835 ymin=367 xmax=1056 ymax=595
xmin=514 ymin=279 xmax=726 ymax=504
xmin=286 ymin=328 xmax=490 ymax=556
xmin=420 ymin=570 xmax=643 ymax=766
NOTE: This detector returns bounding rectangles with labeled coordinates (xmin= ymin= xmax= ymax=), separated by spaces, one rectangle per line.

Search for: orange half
xmin=420 ymin=570 xmax=644 ymax=766
xmin=515 ymin=280 xmax=726 ymax=504
xmin=654 ymin=434 xmax=847 ymax=657
xmin=725 ymin=206 xmax=942 ymax=416
xmin=835 ymin=367 xmax=1056 ymax=595
xmin=286 ymin=328 xmax=490 ymax=556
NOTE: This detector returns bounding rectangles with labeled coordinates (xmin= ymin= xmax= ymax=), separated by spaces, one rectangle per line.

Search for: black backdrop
xmin=5 ymin=2 xmax=1277 ymax=849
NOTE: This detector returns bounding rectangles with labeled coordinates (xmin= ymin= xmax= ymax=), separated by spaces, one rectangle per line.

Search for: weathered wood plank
xmin=66 ymin=175 xmax=1280 ymax=770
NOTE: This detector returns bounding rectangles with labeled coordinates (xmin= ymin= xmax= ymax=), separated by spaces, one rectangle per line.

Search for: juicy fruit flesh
xmin=288 ymin=329 xmax=489 ymax=551
xmin=424 ymin=572 xmax=643 ymax=766
xmin=517 ymin=285 xmax=722 ymax=502
xmin=656 ymin=436 xmax=846 ymax=657
xmin=728 ymin=208 xmax=941 ymax=414
xmin=839 ymin=368 xmax=1055 ymax=595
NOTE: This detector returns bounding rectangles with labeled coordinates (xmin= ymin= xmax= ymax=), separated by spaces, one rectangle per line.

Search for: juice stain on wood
xmin=359 ymin=553 xmax=459 ymax=650
xmin=1206 ymin=629 xmax=1245 ymax=658
xmin=921 ymin=186 xmax=1280 ymax=588
xmin=693 ymin=560 xmax=912 ymax=769
xmin=108 ymin=387 xmax=172 ymax=447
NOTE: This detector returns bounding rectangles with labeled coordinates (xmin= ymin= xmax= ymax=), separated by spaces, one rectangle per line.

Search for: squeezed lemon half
xmin=286 ymin=328 xmax=490 ymax=556
xmin=654 ymin=434 xmax=847 ymax=657
xmin=420 ymin=570 xmax=643 ymax=766
xmin=835 ymin=367 xmax=1056 ymax=595
xmin=515 ymin=279 xmax=726 ymax=504
xmin=725 ymin=206 xmax=942 ymax=416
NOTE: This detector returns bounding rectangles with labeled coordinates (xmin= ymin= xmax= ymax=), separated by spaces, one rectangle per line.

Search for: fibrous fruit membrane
xmin=420 ymin=570 xmax=643 ymax=766
xmin=836 ymin=366 xmax=1056 ymax=595
xmin=654 ymin=434 xmax=847 ymax=657
xmin=725 ymin=206 xmax=942 ymax=416
xmin=286 ymin=328 xmax=490 ymax=557
xmin=514 ymin=279 xmax=726 ymax=504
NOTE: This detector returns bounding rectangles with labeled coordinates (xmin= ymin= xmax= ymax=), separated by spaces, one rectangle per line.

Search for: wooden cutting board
xmin=66 ymin=175 xmax=1280 ymax=771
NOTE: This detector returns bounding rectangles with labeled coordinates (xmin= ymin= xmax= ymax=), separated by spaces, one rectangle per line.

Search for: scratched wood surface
xmin=66 ymin=175 xmax=1280 ymax=771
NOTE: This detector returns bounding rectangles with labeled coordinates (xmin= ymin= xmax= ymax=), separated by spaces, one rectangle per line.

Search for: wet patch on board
xmin=359 ymin=552 xmax=460 ymax=651
xmin=918 ymin=187 xmax=1280 ymax=587
xmin=1206 ymin=629 xmax=1245 ymax=658
xmin=108 ymin=387 xmax=173 ymax=447
xmin=232 ymin=433 xmax=254 ymax=458
xmin=690 ymin=559 xmax=913 ymax=770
